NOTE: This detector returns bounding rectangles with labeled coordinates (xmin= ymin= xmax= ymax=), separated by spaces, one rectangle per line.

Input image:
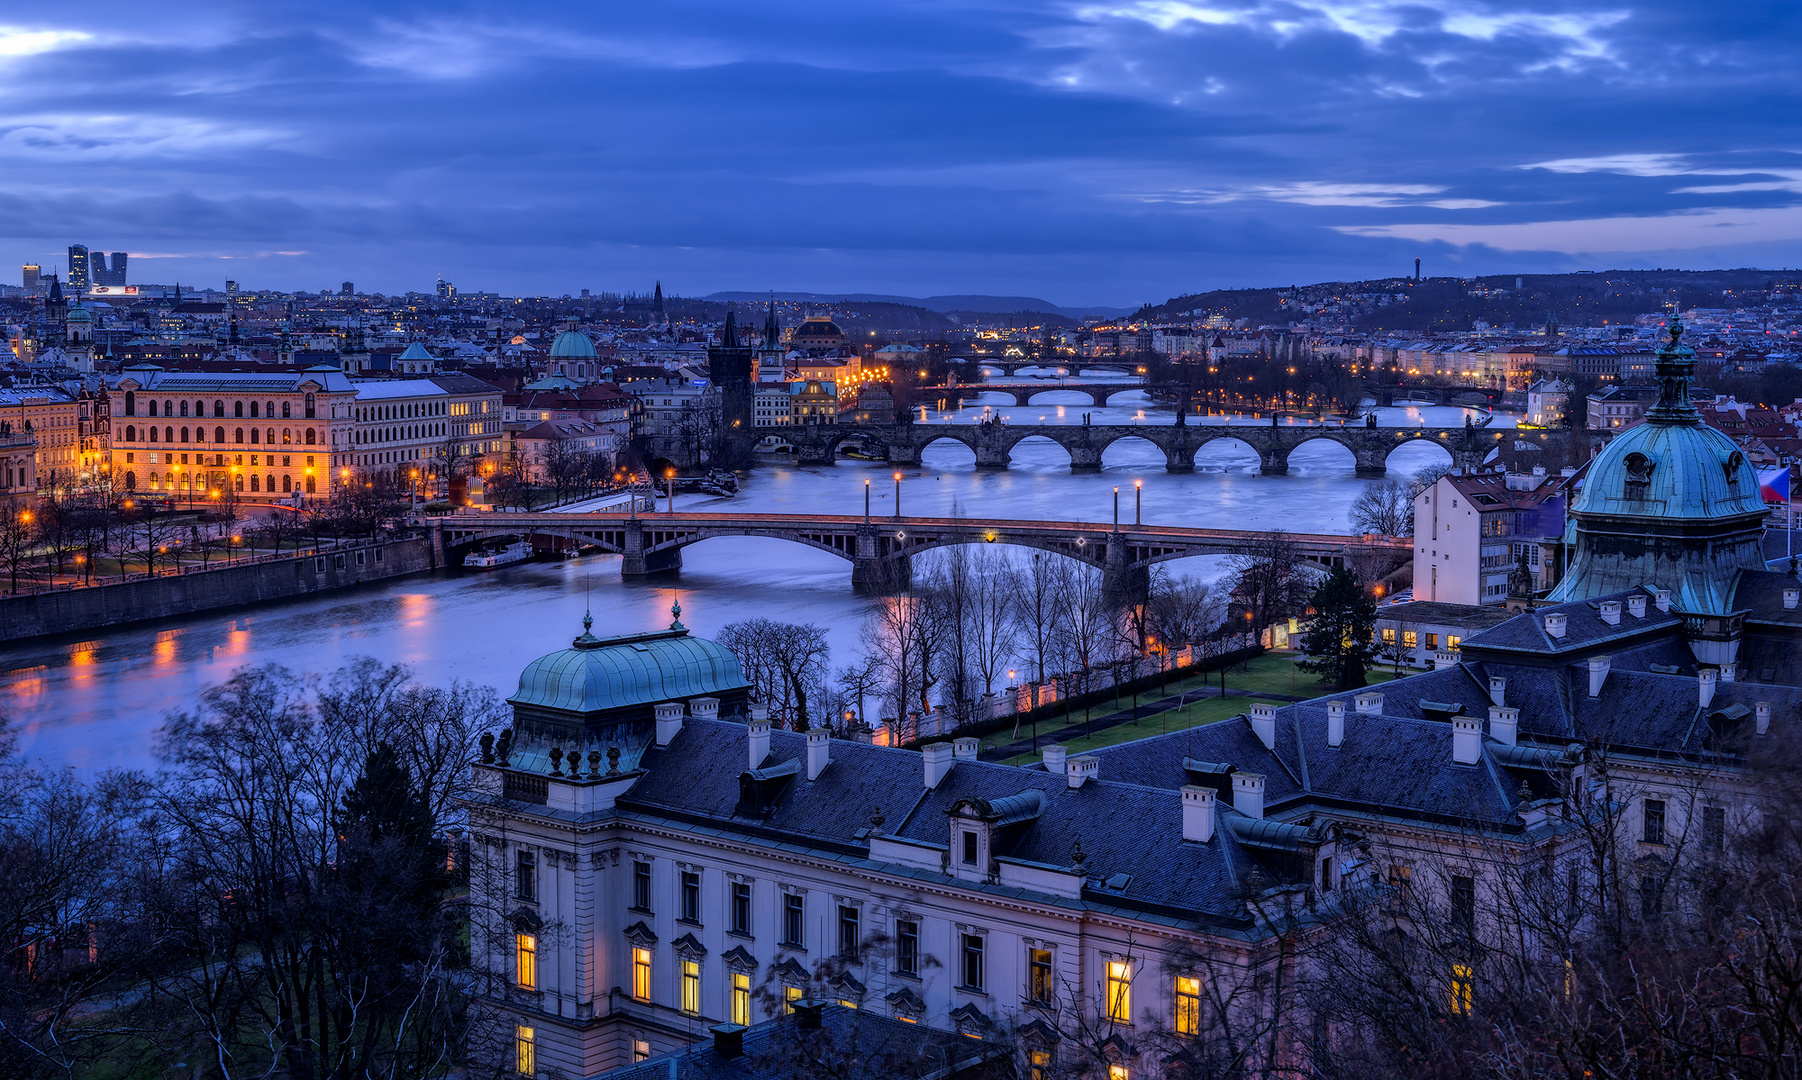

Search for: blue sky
xmin=2 ymin=1 xmax=1799 ymax=306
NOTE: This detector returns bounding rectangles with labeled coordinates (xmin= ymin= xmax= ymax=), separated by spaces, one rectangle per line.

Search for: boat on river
xmin=464 ymin=541 xmax=534 ymax=569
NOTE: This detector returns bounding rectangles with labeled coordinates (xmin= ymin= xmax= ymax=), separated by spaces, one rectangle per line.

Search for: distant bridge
xmin=433 ymin=511 xmax=1411 ymax=595
xmin=963 ymin=359 xmax=1145 ymax=377
xmin=921 ymin=380 xmax=1181 ymax=408
xmin=774 ymin=418 xmax=1568 ymax=475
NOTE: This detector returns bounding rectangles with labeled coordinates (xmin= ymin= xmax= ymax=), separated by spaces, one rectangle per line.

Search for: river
xmin=1 ymin=379 xmax=1511 ymax=771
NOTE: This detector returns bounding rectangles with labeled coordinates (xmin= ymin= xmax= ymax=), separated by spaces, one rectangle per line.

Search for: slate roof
xmin=1460 ymin=587 xmax=1684 ymax=657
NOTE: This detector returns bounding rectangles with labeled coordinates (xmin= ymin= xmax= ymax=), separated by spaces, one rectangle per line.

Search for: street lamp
xmin=1134 ymin=479 xmax=1142 ymax=525
xmin=893 ymin=471 xmax=902 ymax=519
xmin=864 ymin=478 xmax=871 ymax=523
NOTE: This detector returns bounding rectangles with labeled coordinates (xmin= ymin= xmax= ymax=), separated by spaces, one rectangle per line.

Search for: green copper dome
xmin=548 ymin=329 xmax=598 ymax=359
xmin=508 ymin=611 xmax=749 ymax=717
xmin=1572 ymin=418 xmax=1765 ymax=522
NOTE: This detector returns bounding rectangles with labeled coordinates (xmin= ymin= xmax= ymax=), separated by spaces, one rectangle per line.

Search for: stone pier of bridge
xmin=619 ymin=518 xmax=684 ymax=579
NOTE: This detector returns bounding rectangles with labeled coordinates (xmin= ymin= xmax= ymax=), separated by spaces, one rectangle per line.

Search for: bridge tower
xmin=709 ymin=308 xmax=756 ymax=468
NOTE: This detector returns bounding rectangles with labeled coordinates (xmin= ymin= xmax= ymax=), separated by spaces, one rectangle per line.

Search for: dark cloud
xmin=0 ymin=1 xmax=1798 ymax=304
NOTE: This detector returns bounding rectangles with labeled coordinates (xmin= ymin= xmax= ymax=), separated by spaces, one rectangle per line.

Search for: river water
xmin=1 ymin=374 xmax=1512 ymax=771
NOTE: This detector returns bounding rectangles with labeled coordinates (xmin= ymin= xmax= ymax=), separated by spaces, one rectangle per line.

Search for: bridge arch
xmin=1284 ymin=433 xmax=1359 ymax=471
xmin=1186 ymin=433 xmax=1263 ymax=472
xmin=1377 ymin=431 xmax=1458 ymax=472
xmin=914 ymin=430 xmax=979 ymax=468
xmin=1098 ymin=433 xmax=1164 ymax=468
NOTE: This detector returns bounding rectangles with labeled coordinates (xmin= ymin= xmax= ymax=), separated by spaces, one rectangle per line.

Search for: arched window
xmin=283 ymin=428 xmax=292 ymax=444
xmin=149 ymin=472 xmax=159 ymax=486
xmin=181 ymin=428 xmax=189 ymax=443
xmin=249 ymin=401 xmax=259 ymax=418
xmin=163 ymin=400 xmax=173 ymax=416
xmin=305 ymin=393 xmax=315 ymax=419
xmin=266 ymin=428 xmax=275 ymax=445
xmin=234 ymin=401 xmax=244 ymax=418
xmin=124 ymin=424 xmax=136 ymax=442
xmin=250 ymin=428 xmax=260 ymax=444
xmin=214 ymin=400 xmax=225 ymax=417
xmin=166 ymin=427 xmax=175 ymax=442
xmin=147 ymin=427 xmax=157 ymax=443
xmin=123 ymin=391 xmax=136 ymax=416
xmin=282 ymin=401 xmax=291 ymax=419
xmin=195 ymin=401 xmax=204 ymax=417
xmin=282 ymin=475 xmax=292 ymax=492
xmin=235 ymin=475 xmax=244 ymax=491
xmin=148 ymin=399 xmax=158 ymax=417
xmin=179 ymin=400 xmax=189 ymax=418
xmin=249 ymin=475 xmax=259 ymax=492
xmin=304 ymin=428 xmax=316 ymax=445
xmin=265 ymin=474 xmax=275 ymax=492
xmin=214 ymin=426 xmax=225 ymax=443
xmin=266 ymin=401 xmax=275 ymax=418
xmin=305 ymin=475 xmax=316 ymax=494
xmin=235 ymin=428 xmax=244 ymax=444
xmin=123 ymin=470 xmax=136 ymax=490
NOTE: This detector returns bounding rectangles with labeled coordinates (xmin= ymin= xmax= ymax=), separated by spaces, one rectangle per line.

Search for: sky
xmin=1 ymin=1 xmax=1800 ymax=307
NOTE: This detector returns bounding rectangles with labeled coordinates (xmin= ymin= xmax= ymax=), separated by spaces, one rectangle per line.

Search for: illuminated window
xmin=632 ymin=1039 xmax=650 ymax=1062
xmin=1028 ymin=949 xmax=1054 ymax=1004
xmin=732 ymin=972 xmax=751 ymax=1025
xmin=1449 ymin=964 xmax=1473 ymax=1015
xmin=681 ymin=960 xmax=700 ymax=1015
xmin=514 ymin=1025 xmax=535 ymax=1076
xmin=1175 ymin=975 xmax=1202 ymax=1036
xmin=632 ymin=947 xmax=652 ymax=1002
xmin=1108 ymin=1065 xmax=1129 ymax=1080
xmin=1402 ymin=630 xmax=1418 ymax=649
xmin=1105 ymin=960 xmax=1133 ymax=1023
xmin=784 ymin=985 xmax=802 ymax=1014
xmin=1030 ymin=1050 xmax=1051 ymax=1080
xmin=515 ymin=933 xmax=536 ymax=990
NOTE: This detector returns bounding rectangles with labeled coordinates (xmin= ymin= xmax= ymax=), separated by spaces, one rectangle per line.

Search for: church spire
xmin=721 ymin=306 xmax=738 ymax=347
xmin=763 ymin=298 xmax=780 ymax=351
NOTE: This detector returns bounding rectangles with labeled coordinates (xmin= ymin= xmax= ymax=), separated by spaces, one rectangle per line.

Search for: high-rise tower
xmin=67 ymin=245 xmax=90 ymax=292
xmin=708 ymin=307 xmax=755 ymax=466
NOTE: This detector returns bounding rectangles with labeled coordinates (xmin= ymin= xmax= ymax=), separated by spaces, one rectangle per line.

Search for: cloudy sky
xmin=1 ymin=1 xmax=1798 ymax=306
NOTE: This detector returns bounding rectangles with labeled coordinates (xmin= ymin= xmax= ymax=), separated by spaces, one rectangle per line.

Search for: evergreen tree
xmin=1297 ymin=566 xmax=1378 ymax=691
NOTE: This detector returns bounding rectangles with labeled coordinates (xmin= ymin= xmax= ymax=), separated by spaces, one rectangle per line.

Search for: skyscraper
xmin=22 ymin=265 xmax=39 ymax=294
xmin=67 ymin=245 xmax=90 ymax=292
xmin=341 ymin=281 xmax=355 ymax=296
xmin=92 ymin=252 xmax=128 ymax=286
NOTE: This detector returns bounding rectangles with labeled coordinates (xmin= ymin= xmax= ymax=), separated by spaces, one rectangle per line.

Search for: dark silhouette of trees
xmin=1297 ymin=565 xmax=1378 ymax=690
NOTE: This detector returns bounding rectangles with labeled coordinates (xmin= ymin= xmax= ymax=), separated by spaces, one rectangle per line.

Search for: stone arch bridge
xmin=923 ymin=381 xmax=1182 ymax=408
xmin=433 ymin=511 xmax=1409 ymax=596
xmin=787 ymin=420 xmax=1568 ymax=475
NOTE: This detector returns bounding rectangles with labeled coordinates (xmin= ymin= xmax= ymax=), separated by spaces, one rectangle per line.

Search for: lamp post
xmin=864 ymin=478 xmax=871 ymax=523
xmin=893 ymin=472 xmax=902 ymax=519
xmin=1135 ymin=479 xmax=1142 ymax=526
xmin=1113 ymin=486 xmax=1119 ymax=531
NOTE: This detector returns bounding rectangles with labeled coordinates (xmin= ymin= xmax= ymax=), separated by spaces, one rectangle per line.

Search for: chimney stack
xmin=1756 ymin=701 xmax=1772 ymax=736
xmin=1588 ymin=655 xmax=1610 ymax=698
xmin=690 ymin=696 xmax=719 ymax=720
xmin=1598 ymin=600 xmax=1621 ymax=626
xmin=1488 ymin=676 xmax=1507 ymax=707
xmin=922 ymin=742 xmax=954 ymax=789
xmin=1452 ymin=716 xmax=1483 ymax=765
xmin=1721 ymin=662 xmax=1737 ymax=684
xmin=655 ymin=701 xmax=685 ymax=747
xmin=806 ymin=729 xmax=830 ymax=780
xmin=1627 ymin=594 xmax=1647 ymax=619
xmin=711 ymin=1023 xmax=746 ymax=1058
xmin=1066 ymin=755 xmax=1099 ymax=789
xmin=1042 ymin=744 xmax=1067 ymax=775
xmin=1488 ymin=705 xmax=1519 ymax=746
xmin=748 ymin=716 xmax=772 ymax=770
xmin=953 ymin=737 xmax=980 ymax=760
xmin=1355 ymin=691 xmax=1384 ymax=715
xmin=1654 ymin=589 xmax=1671 ymax=613
xmin=1543 ymin=612 xmax=1567 ymax=639
xmin=1232 ymin=772 xmax=1265 ymax=819
xmin=1785 ymin=587 xmax=1799 ymax=610
xmin=1698 ymin=668 xmax=1718 ymax=709
xmin=1325 ymin=700 xmax=1345 ymax=748
xmin=1181 ymin=785 xmax=1216 ymax=843
xmin=1249 ymin=703 xmax=1277 ymax=750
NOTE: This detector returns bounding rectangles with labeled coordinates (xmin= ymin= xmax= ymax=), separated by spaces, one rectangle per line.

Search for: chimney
xmin=1756 ymin=701 xmax=1772 ymax=736
xmin=953 ymin=737 xmax=980 ymax=760
xmin=1452 ymin=716 xmax=1483 ymax=765
xmin=1698 ymin=668 xmax=1717 ymax=709
xmin=922 ymin=742 xmax=954 ymax=789
xmin=1355 ymin=691 xmax=1384 ymax=715
xmin=1249 ymin=703 xmax=1277 ymax=750
xmin=1627 ymin=594 xmax=1647 ymax=619
xmin=1720 ymin=662 xmax=1737 ymax=684
xmin=1232 ymin=773 xmax=1265 ymax=819
xmin=655 ymin=701 xmax=685 ymax=747
xmin=1325 ymin=700 xmax=1345 ymax=748
xmin=1488 ymin=706 xmax=1519 ymax=747
xmin=1042 ymin=744 xmax=1067 ymax=775
xmin=793 ymin=1000 xmax=823 ymax=1030
xmin=748 ymin=716 xmax=772 ymax=770
xmin=711 ymin=1023 xmax=746 ymax=1058
xmin=1587 ymin=655 xmax=1610 ymax=698
xmin=1488 ymin=676 xmax=1506 ymax=707
xmin=1181 ymin=785 xmax=1216 ymax=843
xmin=1066 ymin=755 xmax=1099 ymax=788
xmin=1785 ymin=587 xmax=1799 ymax=610
xmin=1433 ymin=650 xmax=1459 ymax=670
xmin=1543 ymin=612 xmax=1567 ymax=639
xmin=1598 ymin=600 xmax=1621 ymax=626
xmin=689 ymin=696 xmax=720 ymax=720
xmin=806 ymin=729 xmax=830 ymax=780
xmin=1654 ymin=589 xmax=1671 ymax=613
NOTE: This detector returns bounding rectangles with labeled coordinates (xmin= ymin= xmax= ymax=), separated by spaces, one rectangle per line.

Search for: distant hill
xmin=705 ymin=291 xmax=1131 ymax=320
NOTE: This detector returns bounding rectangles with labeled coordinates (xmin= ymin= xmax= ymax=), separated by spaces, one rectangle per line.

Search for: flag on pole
xmin=1758 ymin=466 xmax=1791 ymax=504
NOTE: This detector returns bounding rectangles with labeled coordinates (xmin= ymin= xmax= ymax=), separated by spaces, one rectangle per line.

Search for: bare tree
xmin=718 ymin=619 xmax=833 ymax=729
xmin=1147 ymin=569 xmax=1222 ymax=652
xmin=0 ymin=503 xmax=36 ymax=591
xmin=1224 ymin=531 xmax=1310 ymax=641
xmin=1350 ymin=478 xmax=1414 ymax=536
xmin=1009 ymin=552 xmax=1068 ymax=687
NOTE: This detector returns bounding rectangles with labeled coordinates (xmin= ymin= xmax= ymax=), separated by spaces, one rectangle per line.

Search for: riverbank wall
xmin=0 ymin=537 xmax=439 ymax=644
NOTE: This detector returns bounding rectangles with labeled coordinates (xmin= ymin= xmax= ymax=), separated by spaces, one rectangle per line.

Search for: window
xmin=960 ymin=934 xmax=985 ymax=991
xmin=681 ymin=871 xmax=701 ymax=923
xmin=515 ymin=933 xmax=537 ymax=990
xmin=1175 ymin=974 xmax=1201 ymax=1036
xmin=1108 ymin=1065 xmax=1129 ymax=1080
xmin=1030 ymin=1050 xmax=1051 ymax=1080
xmin=1451 ymin=875 xmax=1475 ymax=933
xmin=1703 ymin=805 xmax=1725 ymax=851
xmin=1029 ymin=949 xmax=1054 ymax=1004
xmin=783 ymin=893 xmax=804 ymax=947
xmin=838 ymin=906 xmax=860 ymax=959
xmin=732 ymin=972 xmax=751 ymax=1025
xmin=961 ymin=830 xmax=978 ymax=866
xmin=1448 ymin=964 xmax=1473 ymax=1015
xmin=896 ymin=920 xmax=919 ymax=977
xmin=1643 ymin=799 xmax=1666 ymax=844
xmin=1425 ymin=633 xmax=1438 ymax=650
xmin=1446 ymin=635 xmax=1461 ymax=650
xmin=681 ymin=960 xmax=700 ymax=1015
xmin=1321 ymin=856 xmax=1335 ymax=891
xmin=632 ymin=947 xmax=652 ymax=1002
xmin=633 ymin=862 xmax=652 ymax=912
xmin=515 ymin=1025 xmax=535 ymax=1077
xmin=732 ymin=882 xmax=752 ymax=934
xmin=1105 ymin=960 xmax=1132 ymax=1023
xmin=782 ymin=985 xmax=803 ymax=1014
xmin=1403 ymin=630 xmax=1418 ymax=649
xmin=516 ymin=849 xmax=537 ymax=902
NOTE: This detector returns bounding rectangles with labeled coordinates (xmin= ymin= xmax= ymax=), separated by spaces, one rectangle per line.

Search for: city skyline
xmin=0 ymin=3 xmax=1799 ymax=305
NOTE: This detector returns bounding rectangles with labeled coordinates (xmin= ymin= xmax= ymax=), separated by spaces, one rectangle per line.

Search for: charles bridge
xmin=433 ymin=510 xmax=1412 ymax=596
xmin=774 ymin=416 xmax=1576 ymax=475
